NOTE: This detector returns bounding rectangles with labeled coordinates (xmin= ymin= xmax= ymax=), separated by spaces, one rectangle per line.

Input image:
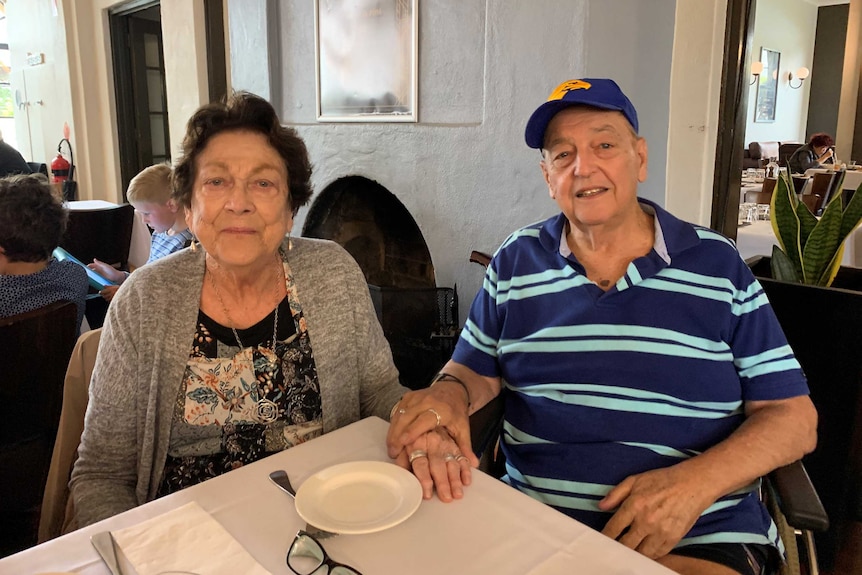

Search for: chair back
xmin=809 ymin=173 xmax=836 ymax=207
xmin=800 ymin=193 xmax=822 ymax=213
xmin=761 ymin=177 xmax=778 ymax=196
xmin=745 ymin=191 xmax=774 ymax=205
xmin=0 ymin=301 xmax=78 ymax=554
xmin=792 ymin=176 xmax=810 ymax=195
xmin=27 ymin=162 xmax=49 ymax=177
xmin=60 ymin=203 xmax=135 ymax=270
xmin=38 ymin=328 xmax=102 ymax=543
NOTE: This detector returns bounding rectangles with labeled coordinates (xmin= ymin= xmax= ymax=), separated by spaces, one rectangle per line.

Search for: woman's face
xmin=186 ymin=129 xmax=292 ymax=271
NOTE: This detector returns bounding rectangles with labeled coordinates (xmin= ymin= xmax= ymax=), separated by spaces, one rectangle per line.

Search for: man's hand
xmin=599 ymin=465 xmax=714 ymax=559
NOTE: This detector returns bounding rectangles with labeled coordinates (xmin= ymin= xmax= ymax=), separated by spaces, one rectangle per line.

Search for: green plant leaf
xmin=796 ymin=196 xmax=818 ymax=251
xmin=770 ymin=244 xmax=801 ymax=283
xmin=818 ymin=243 xmax=846 ymax=286
xmin=802 ymin=197 xmax=844 ymax=283
xmin=770 ymin=174 xmax=802 ymax=277
xmin=839 ymin=181 xmax=862 ymax=241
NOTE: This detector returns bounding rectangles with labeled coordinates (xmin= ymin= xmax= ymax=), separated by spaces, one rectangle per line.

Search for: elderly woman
xmin=788 ymin=132 xmax=834 ymax=173
xmin=388 ymin=79 xmax=818 ymax=575
xmin=0 ymin=174 xmax=88 ymax=332
xmin=70 ymin=93 xmax=411 ymax=526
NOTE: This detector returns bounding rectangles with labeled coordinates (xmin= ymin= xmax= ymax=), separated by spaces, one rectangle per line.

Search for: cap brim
xmin=525 ymin=100 xmax=628 ymax=149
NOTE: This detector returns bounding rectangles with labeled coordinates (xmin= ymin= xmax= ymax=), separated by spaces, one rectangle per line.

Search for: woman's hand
xmin=99 ymin=284 xmax=120 ymax=302
xmin=386 ymin=383 xmax=477 ymax=469
xmin=393 ymin=427 xmax=473 ymax=501
xmin=87 ymin=258 xmax=126 ymax=283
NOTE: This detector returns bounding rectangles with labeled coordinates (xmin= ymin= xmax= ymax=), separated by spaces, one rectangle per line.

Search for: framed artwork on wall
xmin=314 ymin=0 xmax=418 ymax=122
xmin=754 ymin=47 xmax=780 ymax=123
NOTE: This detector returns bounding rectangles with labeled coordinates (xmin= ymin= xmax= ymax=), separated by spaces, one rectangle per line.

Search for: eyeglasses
xmin=286 ymin=530 xmax=363 ymax=575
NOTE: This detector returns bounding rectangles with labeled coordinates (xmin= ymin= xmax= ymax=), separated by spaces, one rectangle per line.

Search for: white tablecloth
xmin=736 ymin=220 xmax=862 ymax=268
xmin=0 ymin=418 xmax=673 ymax=575
xmin=67 ymin=200 xmax=151 ymax=269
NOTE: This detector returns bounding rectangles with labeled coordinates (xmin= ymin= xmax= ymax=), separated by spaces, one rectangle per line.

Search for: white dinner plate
xmin=295 ymin=461 xmax=422 ymax=534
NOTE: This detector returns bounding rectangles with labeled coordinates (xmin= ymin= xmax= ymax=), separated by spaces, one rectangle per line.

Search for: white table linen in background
xmin=1 ymin=418 xmax=674 ymax=575
xmin=804 ymin=168 xmax=862 ymax=192
xmin=736 ymin=220 xmax=862 ymax=268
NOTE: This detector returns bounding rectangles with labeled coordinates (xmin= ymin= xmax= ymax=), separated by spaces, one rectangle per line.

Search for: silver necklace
xmin=207 ymin=259 xmax=283 ymax=424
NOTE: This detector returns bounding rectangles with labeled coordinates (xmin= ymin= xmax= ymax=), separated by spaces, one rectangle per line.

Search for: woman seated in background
xmin=0 ymin=174 xmax=89 ymax=332
xmin=70 ymin=92 xmax=439 ymax=526
xmin=788 ymin=132 xmax=834 ymax=173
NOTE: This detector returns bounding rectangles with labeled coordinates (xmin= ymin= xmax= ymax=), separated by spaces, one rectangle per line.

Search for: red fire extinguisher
xmin=50 ymin=138 xmax=77 ymax=201
xmin=50 ymin=149 xmax=70 ymax=184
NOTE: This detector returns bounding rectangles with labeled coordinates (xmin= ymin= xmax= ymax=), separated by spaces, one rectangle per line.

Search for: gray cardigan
xmin=70 ymin=237 xmax=406 ymax=526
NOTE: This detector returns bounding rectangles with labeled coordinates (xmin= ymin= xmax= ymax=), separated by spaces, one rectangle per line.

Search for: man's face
xmin=540 ymin=107 xmax=647 ymax=230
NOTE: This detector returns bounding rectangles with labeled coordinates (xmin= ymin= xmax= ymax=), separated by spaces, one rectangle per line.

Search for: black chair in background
xmin=791 ymin=176 xmax=809 ymax=196
xmin=0 ymin=300 xmax=78 ymax=557
xmin=60 ymin=203 xmax=135 ymax=270
xmin=26 ymin=162 xmax=49 ymax=177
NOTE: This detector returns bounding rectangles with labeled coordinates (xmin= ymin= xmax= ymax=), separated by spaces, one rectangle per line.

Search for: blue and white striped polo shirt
xmin=453 ymin=198 xmax=808 ymax=550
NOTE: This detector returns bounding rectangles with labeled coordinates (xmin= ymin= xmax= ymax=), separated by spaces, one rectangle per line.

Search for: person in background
xmin=0 ymin=174 xmax=89 ymax=332
xmin=88 ymin=163 xmax=194 ymax=302
xmin=70 ymin=92 xmax=458 ymax=528
xmin=788 ymin=133 xmax=834 ymax=173
xmin=0 ymin=130 xmax=33 ymax=178
xmin=387 ymin=78 xmax=817 ymax=575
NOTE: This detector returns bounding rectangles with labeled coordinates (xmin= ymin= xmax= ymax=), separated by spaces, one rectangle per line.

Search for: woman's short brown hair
xmin=0 ymin=174 xmax=67 ymax=262
xmin=172 ymin=92 xmax=313 ymax=214
xmin=808 ymin=133 xmax=834 ymax=149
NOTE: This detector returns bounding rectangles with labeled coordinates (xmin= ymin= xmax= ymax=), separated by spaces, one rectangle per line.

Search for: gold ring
xmin=427 ymin=408 xmax=442 ymax=427
xmin=456 ymin=454 xmax=469 ymax=463
xmin=409 ymin=449 xmax=428 ymax=464
xmin=397 ymin=408 xmax=407 ymax=415
xmin=443 ymin=453 xmax=456 ymax=462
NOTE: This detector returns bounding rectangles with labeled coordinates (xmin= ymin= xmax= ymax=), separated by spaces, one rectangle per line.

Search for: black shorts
xmin=670 ymin=543 xmax=774 ymax=575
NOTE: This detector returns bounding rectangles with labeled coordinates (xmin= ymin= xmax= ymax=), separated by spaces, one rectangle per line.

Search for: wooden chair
xmin=0 ymin=301 xmax=78 ymax=556
xmin=761 ymin=177 xmax=778 ymax=196
xmin=792 ymin=176 xmax=810 ymax=195
xmin=800 ymin=193 xmax=822 ymax=213
xmin=809 ymin=173 xmax=836 ymax=213
xmin=745 ymin=190 xmax=774 ymax=204
xmin=60 ymin=203 xmax=135 ymax=270
xmin=38 ymin=328 xmax=102 ymax=543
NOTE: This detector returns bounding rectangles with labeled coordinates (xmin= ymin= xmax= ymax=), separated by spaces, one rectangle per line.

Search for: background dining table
xmin=0 ymin=417 xmax=674 ymax=575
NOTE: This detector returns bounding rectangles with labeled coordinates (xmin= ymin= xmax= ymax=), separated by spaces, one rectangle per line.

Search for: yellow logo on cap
xmin=547 ymin=79 xmax=592 ymax=101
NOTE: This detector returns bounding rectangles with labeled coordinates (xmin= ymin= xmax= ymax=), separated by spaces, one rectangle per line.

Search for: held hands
xmin=387 ymin=383 xmax=478 ymax=501
xmin=599 ymin=465 xmax=715 ymax=559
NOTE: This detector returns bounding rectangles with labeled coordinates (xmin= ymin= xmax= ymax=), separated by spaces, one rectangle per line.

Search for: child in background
xmin=88 ymin=164 xmax=193 ymax=302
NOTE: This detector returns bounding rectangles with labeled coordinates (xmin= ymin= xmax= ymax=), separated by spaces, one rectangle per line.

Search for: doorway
xmin=110 ymin=2 xmax=169 ymax=199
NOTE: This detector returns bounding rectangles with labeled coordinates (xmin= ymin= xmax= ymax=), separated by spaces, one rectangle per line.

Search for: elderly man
xmin=388 ymin=78 xmax=817 ymax=575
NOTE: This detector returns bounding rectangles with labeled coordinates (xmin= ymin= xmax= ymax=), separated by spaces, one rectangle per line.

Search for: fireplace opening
xmin=302 ymin=176 xmax=457 ymax=389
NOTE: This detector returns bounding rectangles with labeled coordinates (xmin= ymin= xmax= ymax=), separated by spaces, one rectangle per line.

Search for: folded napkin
xmin=112 ymin=501 xmax=272 ymax=575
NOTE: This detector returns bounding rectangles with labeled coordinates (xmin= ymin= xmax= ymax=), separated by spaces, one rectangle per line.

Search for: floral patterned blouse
xmin=158 ymin=261 xmax=322 ymax=496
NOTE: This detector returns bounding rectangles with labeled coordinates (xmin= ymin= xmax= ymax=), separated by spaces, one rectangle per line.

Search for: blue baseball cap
xmin=525 ymin=78 xmax=639 ymax=149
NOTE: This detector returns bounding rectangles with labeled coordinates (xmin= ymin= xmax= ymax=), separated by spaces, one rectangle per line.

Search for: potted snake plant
xmin=744 ymin=172 xmax=862 ymax=570
xmin=767 ymin=171 xmax=862 ymax=285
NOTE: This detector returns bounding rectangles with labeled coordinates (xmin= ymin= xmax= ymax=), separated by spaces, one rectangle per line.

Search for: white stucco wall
xmin=744 ymin=0 xmax=818 ymax=145
xmin=229 ymin=0 xmax=681 ymax=319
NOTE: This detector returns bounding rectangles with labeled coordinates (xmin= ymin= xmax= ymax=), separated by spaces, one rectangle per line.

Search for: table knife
xmin=268 ymin=469 xmax=337 ymax=539
xmin=91 ymin=530 xmax=123 ymax=575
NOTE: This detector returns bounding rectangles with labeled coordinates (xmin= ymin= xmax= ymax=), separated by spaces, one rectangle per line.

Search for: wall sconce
xmin=789 ymin=67 xmax=810 ymax=89
xmin=750 ymin=61 xmax=764 ymax=85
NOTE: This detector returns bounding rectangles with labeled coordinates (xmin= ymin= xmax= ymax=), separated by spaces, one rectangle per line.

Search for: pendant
xmin=254 ymin=398 xmax=279 ymax=424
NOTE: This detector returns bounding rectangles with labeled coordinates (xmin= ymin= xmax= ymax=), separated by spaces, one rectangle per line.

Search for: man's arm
xmin=600 ymin=394 xmax=817 ymax=559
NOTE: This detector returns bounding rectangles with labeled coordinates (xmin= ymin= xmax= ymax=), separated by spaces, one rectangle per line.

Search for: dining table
xmin=736 ymin=219 xmax=862 ymax=268
xmin=804 ymin=167 xmax=862 ymax=192
xmin=66 ymin=200 xmax=151 ymax=270
xmin=0 ymin=417 xmax=674 ymax=575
